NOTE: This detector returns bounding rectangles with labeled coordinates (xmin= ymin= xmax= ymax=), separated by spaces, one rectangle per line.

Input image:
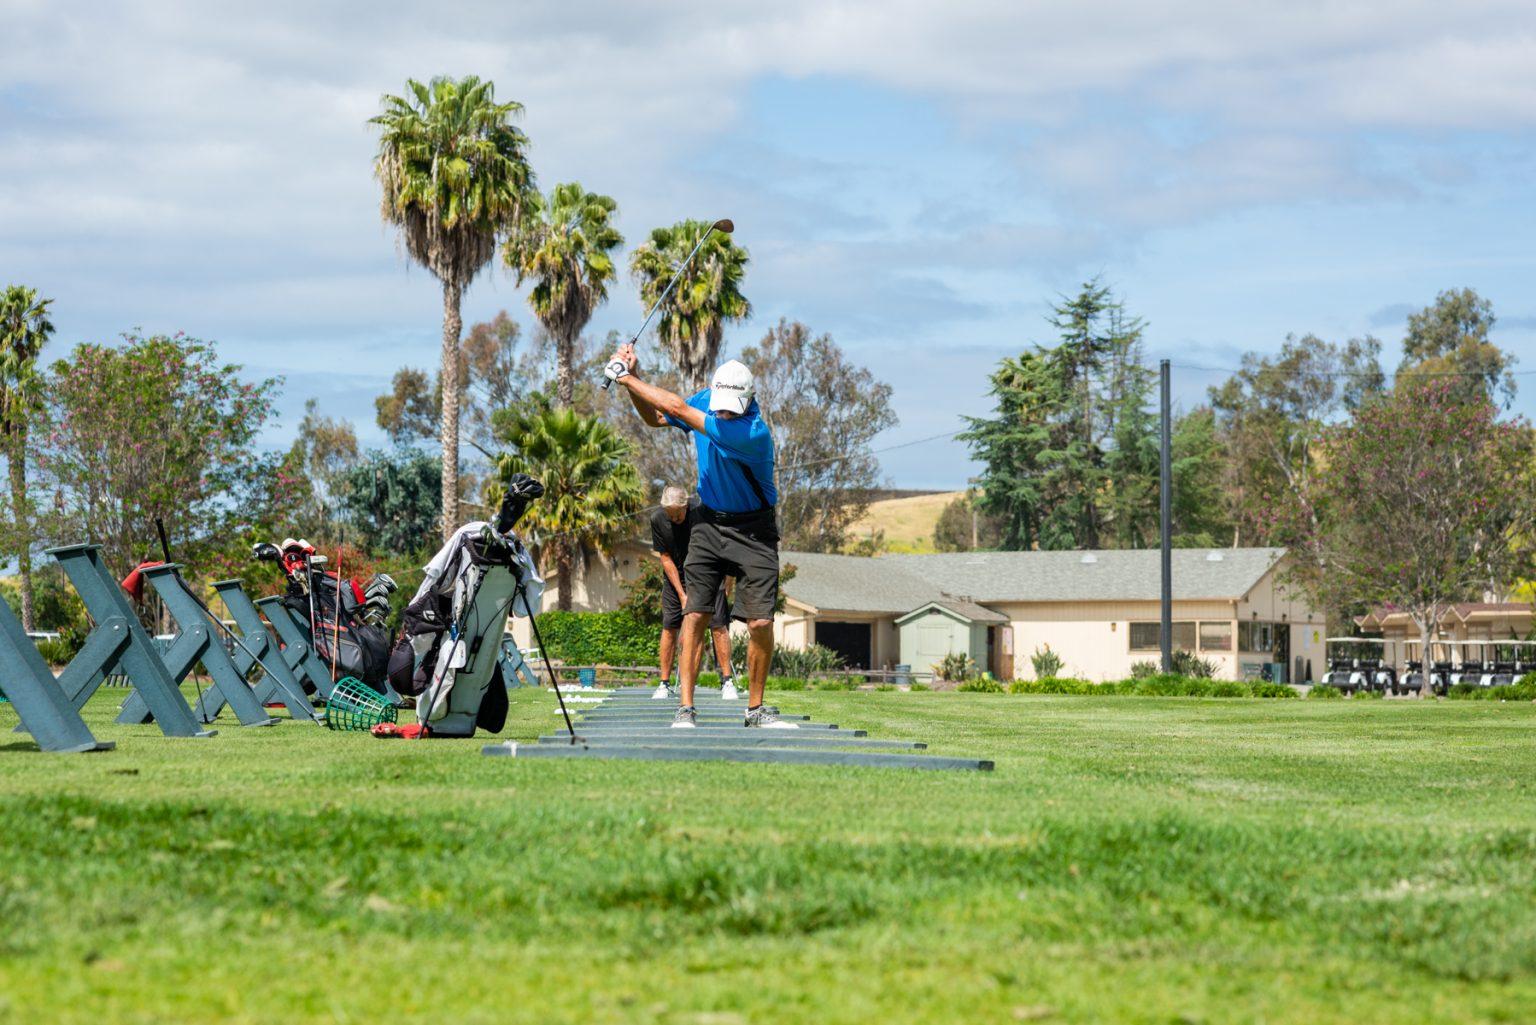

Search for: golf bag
xmin=256 ymin=538 xmax=397 ymax=688
xmin=387 ymin=474 xmax=545 ymax=738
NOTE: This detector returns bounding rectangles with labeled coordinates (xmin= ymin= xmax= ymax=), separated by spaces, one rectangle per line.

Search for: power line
xmin=1170 ymin=361 xmax=1532 ymax=380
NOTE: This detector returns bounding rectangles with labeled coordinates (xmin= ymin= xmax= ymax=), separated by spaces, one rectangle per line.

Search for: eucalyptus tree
xmin=505 ymin=182 xmax=622 ymax=407
xmin=370 ymin=75 xmax=536 ymax=538
xmin=629 ymin=220 xmax=750 ymax=389
xmin=0 ymin=286 xmax=53 ymax=630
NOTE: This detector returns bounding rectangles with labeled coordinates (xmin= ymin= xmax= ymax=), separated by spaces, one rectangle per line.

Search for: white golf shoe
xmin=651 ymin=682 xmax=673 ymax=700
xmin=720 ymin=679 xmax=740 ymax=701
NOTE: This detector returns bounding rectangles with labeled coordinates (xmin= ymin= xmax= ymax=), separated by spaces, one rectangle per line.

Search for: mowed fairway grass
xmin=3 ymin=689 xmax=1536 ymax=1024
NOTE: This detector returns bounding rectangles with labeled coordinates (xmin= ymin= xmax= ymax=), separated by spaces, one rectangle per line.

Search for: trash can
xmin=578 ymin=668 xmax=597 ymax=689
xmin=893 ymin=663 xmax=911 ymax=686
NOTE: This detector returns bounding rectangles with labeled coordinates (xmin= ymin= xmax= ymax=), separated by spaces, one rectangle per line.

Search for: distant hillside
xmin=845 ymin=490 xmax=963 ymax=554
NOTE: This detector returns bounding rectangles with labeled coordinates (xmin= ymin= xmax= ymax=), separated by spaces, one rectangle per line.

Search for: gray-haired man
xmin=650 ymin=485 xmax=738 ymax=700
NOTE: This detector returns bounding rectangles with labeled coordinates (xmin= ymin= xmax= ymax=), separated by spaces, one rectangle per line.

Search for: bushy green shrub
xmin=731 ymin=635 xmax=846 ymax=678
xmin=934 ymin=652 xmax=977 ymax=682
xmin=1308 ymin=684 xmax=1345 ymax=700
xmin=1129 ymin=660 xmax=1160 ymax=679
xmin=1122 ymin=674 xmax=1213 ymax=696
xmin=766 ymin=675 xmax=808 ymax=691
xmin=812 ymin=676 xmax=863 ymax=691
xmin=1006 ymin=674 xmax=1296 ymax=698
xmin=1 ymin=566 xmax=91 ymax=660
xmin=1030 ymin=645 xmax=1064 ymax=679
xmin=908 ymin=682 xmax=930 ymax=692
xmin=1353 ymin=688 xmax=1385 ymax=700
xmin=957 ymin=676 xmax=1004 ymax=693
xmin=874 ymin=683 xmax=896 ymax=692
xmin=1449 ymin=682 xmax=1536 ymax=701
xmin=1009 ymin=676 xmax=1092 ymax=695
xmin=534 ymin=610 xmax=661 ymax=665
xmin=34 ymin=638 xmax=74 ymax=667
xmin=1170 ymin=650 xmax=1218 ymax=679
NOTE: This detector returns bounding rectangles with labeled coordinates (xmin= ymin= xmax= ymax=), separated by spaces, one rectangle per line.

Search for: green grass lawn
xmin=3 ymin=688 xmax=1536 ymax=1024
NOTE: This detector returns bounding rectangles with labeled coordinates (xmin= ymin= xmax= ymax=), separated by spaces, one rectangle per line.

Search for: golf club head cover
xmin=251 ymin=542 xmax=281 ymax=562
xmin=496 ymin=474 xmax=544 ymax=534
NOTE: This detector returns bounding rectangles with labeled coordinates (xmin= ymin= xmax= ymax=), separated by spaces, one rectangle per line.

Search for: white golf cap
xmin=708 ymin=359 xmax=755 ymax=415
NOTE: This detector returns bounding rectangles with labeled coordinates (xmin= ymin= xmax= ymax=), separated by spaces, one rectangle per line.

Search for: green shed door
xmin=911 ymin=617 xmax=959 ymax=672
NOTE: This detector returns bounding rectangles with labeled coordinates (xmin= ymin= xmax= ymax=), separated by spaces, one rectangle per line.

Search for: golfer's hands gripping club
xmin=603 ymin=343 xmax=639 ymax=389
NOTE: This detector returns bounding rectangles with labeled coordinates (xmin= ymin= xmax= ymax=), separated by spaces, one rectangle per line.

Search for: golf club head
xmin=712 ymin=218 xmax=734 ymax=233
xmin=496 ymin=473 xmax=545 ymax=534
xmin=252 ymin=542 xmax=281 ymax=562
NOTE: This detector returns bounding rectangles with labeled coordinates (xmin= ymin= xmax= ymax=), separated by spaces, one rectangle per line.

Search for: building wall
xmin=774 ymin=608 xmax=902 ymax=669
xmin=985 ymin=564 xmax=1323 ymax=682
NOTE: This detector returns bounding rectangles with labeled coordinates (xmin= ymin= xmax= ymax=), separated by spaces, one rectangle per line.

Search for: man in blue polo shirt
xmin=607 ymin=343 xmax=796 ymax=729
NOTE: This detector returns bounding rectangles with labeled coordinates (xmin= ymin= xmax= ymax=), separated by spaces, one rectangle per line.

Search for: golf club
xmin=600 ymin=217 xmax=734 ymax=390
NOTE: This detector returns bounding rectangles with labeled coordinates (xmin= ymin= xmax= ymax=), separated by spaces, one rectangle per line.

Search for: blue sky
xmin=3 ymin=1 xmax=1534 ymax=487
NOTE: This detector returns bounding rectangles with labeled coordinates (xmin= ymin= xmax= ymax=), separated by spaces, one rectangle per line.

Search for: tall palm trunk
xmin=7 ymin=431 xmax=33 ymax=631
xmin=439 ymin=281 xmax=463 ymax=540
xmin=555 ymin=329 xmax=574 ymax=407
xmin=555 ymin=540 xmax=574 ymax=611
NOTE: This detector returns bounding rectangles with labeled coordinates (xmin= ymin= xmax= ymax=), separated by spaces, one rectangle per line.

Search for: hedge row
xmin=533 ymin=610 xmax=660 ymax=665
xmin=998 ymin=674 xmax=1297 ymax=698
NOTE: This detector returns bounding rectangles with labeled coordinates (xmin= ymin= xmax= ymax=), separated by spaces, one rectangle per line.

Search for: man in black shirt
xmin=651 ymin=485 xmax=737 ymax=699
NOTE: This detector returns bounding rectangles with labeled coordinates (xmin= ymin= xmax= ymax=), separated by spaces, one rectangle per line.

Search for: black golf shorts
xmin=683 ymin=511 xmax=779 ymax=624
xmin=661 ymin=579 xmax=730 ymax=631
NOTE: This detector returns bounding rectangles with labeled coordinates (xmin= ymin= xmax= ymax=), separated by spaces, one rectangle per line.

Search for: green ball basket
xmin=324 ymin=677 xmax=398 ymax=732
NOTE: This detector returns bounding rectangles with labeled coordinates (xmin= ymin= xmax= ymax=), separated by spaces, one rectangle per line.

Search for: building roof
xmin=896 ymin=598 xmax=1011 ymax=626
xmin=1358 ymin=602 xmax=1533 ymax=629
xmin=781 ymin=547 xmax=1287 ymax=615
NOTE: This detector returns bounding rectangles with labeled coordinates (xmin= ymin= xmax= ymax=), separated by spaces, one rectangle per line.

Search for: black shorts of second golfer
xmin=683 ymin=517 xmax=779 ymax=623
xmin=661 ymin=580 xmax=730 ymax=631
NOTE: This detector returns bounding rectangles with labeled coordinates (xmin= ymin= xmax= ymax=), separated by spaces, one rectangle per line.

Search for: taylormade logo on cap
xmin=708 ymin=359 xmax=754 ymax=415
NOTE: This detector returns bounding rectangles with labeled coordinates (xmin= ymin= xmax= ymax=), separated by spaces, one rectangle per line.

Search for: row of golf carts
xmin=1321 ymin=638 xmax=1536 ymax=695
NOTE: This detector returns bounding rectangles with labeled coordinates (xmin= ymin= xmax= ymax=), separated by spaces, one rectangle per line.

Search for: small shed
xmin=895 ymin=599 xmax=1009 ymax=675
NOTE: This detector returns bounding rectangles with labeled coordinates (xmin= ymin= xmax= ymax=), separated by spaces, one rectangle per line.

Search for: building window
xmin=1238 ymin=621 xmax=1276 ymax=653
xmin=1129 ymin=622 xmax=1197 ymax=651
xmin=1199 ymin=621 xmax=1233 ymax=652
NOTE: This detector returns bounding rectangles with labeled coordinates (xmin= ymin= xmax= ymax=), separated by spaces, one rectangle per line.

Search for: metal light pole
xmin=1159 ymin=359 xmax=1173 ymax=673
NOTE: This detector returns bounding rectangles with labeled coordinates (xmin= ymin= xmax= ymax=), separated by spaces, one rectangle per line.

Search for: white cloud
xmin=3 ymin=0 xmax=1534 ymax=483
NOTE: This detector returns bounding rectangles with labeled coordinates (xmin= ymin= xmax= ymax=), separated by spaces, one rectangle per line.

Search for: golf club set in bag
xmin=244 ymin=474 xmax=556 ymax=739
xmin=251 ymin=537 xmax=396 ymax=689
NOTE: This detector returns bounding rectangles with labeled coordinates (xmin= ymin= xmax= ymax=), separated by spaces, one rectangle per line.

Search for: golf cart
xmin=1400 ymin=638 xmax=1451 ymax=696
xmin=1484 ymin=640 xmax=1536 ymax=687
xmin=1446 ymin=641 xmax=1489 ymax=689
xmin=1321 ymin=638 xmax=1382 ymax=693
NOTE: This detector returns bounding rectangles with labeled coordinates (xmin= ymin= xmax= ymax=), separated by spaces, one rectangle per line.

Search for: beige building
xmin=778 ymin=547 xmax=1325 ymax=683
xmin=506 ymin=539 xmax=1328 ymax=683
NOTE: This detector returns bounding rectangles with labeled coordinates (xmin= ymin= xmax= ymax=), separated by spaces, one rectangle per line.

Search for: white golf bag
xmin=388 ymin=520 xmax=544 ymax=738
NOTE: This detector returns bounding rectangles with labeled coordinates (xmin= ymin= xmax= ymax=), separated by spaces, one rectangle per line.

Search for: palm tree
xmin=0 ymin=286 xmax=53 ymax=632
xmin=504 ymin=182 xmax=622 ymax=407
xmin=629 ymin=220 xmax=751 ymax=389
xmin=370 ymin=75 xmax=536 ymax=539
xmin=492 ymin=399 xmax=644 ymax=611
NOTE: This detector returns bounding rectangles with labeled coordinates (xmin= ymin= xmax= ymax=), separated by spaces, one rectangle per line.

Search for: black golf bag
xmin=282 ymin=569 xmax=395 ymax=688
xmin=387 ymin=474 xmax=545 ymax=737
